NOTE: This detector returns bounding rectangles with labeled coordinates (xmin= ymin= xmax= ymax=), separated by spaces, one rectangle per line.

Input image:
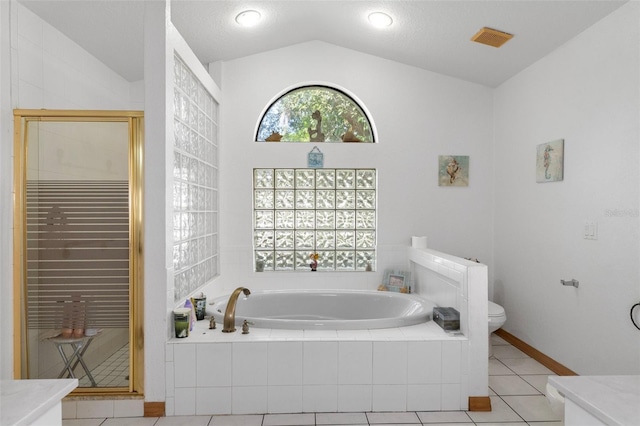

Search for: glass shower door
xmin=14 ymin=113 xmax=142 ymax=393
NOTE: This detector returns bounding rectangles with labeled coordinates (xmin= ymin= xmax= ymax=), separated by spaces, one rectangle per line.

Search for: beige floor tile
xmin=500 ymin=358 xmax=554 ymax=375
xmin=473 ymin=423 xmax=527 ymax=426
xmin=489 ymin=358 xmax=516 ymax=376
xmin=63 ymin=420 xmax=107 ymax=426
xmin=210 ymin=414 xmax=264 ymax=426
xmin=520 ymin=374 xmax=556 ymax=394
xmin=492 ymin=345 xmax=529 ymax=359
xmin=102 ymin=418 xmax=158 ymax=426
xmin=316 ymin=412 xmax=368 ymax=425
xmin=417 ymin=411 xmax=473 ymax=423
xmin=419 ymin=424 xmax=476 ymax=426
xmin=263 ymin=413 xmax=315 ymax=425
xmin=156 ymin=415 xmax=212 ymax=425
xmin=501 ymin=395 xmax=563 ymax=422
xmin=373 ymin=424 xmax=426 ymax=426
xmin=367 ymin=412 xmax=421 ymax=423
xmin=489 ymin=375 xmax=541 ymax=395
xmin=490 ymin=334 xmax=510 ymax=346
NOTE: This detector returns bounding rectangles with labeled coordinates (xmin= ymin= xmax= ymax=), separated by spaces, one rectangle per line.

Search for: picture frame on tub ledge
xmin=378 ymin=269 xmax=412 ymax=293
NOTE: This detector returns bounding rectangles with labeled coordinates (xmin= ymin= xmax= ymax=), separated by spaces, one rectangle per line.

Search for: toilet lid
xmin=488 ymin=301 xmax=505 ymax=317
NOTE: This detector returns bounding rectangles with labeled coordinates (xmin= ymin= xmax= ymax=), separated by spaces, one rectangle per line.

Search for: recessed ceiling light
xmin=368 ymin=12 xmax=393 ymax=28
xmin=235 ymin=10 xmax=261 ymax=27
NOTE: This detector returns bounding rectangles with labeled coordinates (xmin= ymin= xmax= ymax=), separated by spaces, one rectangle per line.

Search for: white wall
xmin=142 ymin=0 xmax=171 ymax=403
xmin=0 ymin=1 xmax=138 ymax=379
xmin=0 ymin=0 xmax=14 ymax=381
xmin=9 ymin=3 xmax=132 ymax=110
xmin=143 ymin=2 xmax=222 ymax=401
xmin=493 ymin=2 xmax=640 ymax=375
xmin=208 ymin=41 xmax=494 ymax=298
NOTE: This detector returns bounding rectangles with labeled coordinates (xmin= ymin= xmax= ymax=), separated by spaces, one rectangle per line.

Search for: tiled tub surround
xmin=164 ymin=247 xmax=489 ymax=416
xmin=166 ymin=321 xmax=465 ymax=416
xmin=409 ymin=247 xmax=489 ymax=404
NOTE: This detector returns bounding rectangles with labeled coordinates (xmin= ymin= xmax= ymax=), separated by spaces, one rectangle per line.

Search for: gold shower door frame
xmin=12 ymin=109 xmax=144 ymax=396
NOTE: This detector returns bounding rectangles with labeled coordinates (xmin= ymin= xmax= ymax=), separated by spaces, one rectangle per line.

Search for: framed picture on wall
xmin=536 ymin=139 xmax=564 ymax=182
xmin=438 ymin=155 xmax=469 ymax=186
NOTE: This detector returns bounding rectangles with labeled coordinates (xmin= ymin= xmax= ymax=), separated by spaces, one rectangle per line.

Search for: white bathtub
xmin=210 ymin=289 xmax=435 ymax=330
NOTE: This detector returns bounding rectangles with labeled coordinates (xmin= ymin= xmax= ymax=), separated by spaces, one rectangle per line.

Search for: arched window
xmin=256 ymin=85 xmax=375 ymax=143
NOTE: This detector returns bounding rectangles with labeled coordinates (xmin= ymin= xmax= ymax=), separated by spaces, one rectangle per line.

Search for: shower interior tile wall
xmin=15 ymin=4 xmax=131 ymax=110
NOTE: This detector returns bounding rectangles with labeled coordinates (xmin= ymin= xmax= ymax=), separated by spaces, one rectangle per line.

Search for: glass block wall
xmin=253 ymin=168 xmax=376 ymax=271
xmin=172 ymin=54 xmax=219 ymax=301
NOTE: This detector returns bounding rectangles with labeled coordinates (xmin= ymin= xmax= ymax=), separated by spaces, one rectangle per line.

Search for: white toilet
xmin=488 ymin=300 xmax=506 ymax=357
xmin=546 ymin=382 xmax=565 ymax=419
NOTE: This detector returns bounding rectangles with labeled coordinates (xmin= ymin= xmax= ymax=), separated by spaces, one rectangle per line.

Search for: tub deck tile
xmin=168 ymin=319 xmax=466 ymax=344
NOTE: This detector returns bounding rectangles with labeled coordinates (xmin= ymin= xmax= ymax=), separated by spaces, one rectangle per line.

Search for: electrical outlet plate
xmin=584 ymin=221 xmax=598 ymax=240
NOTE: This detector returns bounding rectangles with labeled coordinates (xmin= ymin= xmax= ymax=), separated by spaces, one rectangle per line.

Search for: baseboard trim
xmin=468 ymin=396 xmax=492 ymax=411
xmin=144 ymin=402 xmax=165 ymax=417
xmin=495 ymin=329 xmax=578 ymax=376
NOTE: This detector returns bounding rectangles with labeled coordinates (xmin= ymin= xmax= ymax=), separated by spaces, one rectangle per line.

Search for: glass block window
xmin=172 ymin=54 xmax=219 ymax=301
xmin=253 ymin=168 xmax=376 ymax=271
xmin=256 ymin=86 xmax=374 ymax=143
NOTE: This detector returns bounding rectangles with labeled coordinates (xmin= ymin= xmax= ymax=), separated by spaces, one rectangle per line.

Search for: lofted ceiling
xmin=18 ymin=0 xmax=627 ymax=87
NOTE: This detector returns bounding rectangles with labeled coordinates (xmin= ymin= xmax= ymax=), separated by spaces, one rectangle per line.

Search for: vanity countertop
xmin=1 ymin=379 xmax=78 ymax=426
xmin=548 ymin=375 xmax=640 ymax=426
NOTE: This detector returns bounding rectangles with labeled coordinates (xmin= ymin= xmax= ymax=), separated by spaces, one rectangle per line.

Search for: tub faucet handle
xmin=209 ymin=316 xmax=216 ymax=329
xmin=242 ymin=320 xmax=250 ymax=334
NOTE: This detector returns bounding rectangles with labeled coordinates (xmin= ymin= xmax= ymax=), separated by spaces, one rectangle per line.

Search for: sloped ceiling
xmin=19 ymin=0 xmax=627 ymax=87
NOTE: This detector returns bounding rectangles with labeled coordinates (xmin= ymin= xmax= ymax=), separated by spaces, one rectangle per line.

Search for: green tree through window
xmin=256 ymin=86 xmax=374 ymax=143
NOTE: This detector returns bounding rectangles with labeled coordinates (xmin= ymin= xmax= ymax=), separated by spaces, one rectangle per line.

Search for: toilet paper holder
xmin=561 ymin=279 xmax=579 ymax=288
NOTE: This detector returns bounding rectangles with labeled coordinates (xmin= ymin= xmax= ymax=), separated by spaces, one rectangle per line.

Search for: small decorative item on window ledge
xmin=307 ymin=146 xmax=324 ymax=168
xmin=265 ymin=131 xmax=282 ymax=142
xmin=377 ymin=268 xmax=412 ymax=293
xmin=309 ymin=252 xmax=319 ymax=271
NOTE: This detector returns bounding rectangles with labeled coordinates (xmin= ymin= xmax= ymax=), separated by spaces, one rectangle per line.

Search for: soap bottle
xmin=184 ymin=299 xmax=196 ymax=331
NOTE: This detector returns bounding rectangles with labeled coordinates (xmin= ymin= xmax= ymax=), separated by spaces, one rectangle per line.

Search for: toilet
xmin=488 ymin=300 xmax=506 ymax=357
xmin=546 ymin=382 xmax=565 ymax=419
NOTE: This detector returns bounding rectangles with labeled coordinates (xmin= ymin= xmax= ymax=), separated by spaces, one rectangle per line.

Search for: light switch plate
xmin=584 ymin=221 xmax=598 ymax=240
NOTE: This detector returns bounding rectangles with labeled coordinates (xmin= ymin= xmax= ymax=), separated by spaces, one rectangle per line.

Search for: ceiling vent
xmin=471 ymin=27 xmax=513 ymax=48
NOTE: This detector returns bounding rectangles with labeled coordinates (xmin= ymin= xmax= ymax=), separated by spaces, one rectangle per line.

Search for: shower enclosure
xmin=13 ymin=110 xmax=143 ymax=395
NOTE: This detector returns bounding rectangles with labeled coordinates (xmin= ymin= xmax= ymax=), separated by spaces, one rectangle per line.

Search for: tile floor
xmin=78 ymin=343 xmax=129 ymax=388
xmin=63 ymin=335 xmax=563 ymax=426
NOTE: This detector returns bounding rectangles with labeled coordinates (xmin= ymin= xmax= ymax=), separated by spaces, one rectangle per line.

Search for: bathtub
xmin=210 ymin=289 xmax=435 ymax=330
